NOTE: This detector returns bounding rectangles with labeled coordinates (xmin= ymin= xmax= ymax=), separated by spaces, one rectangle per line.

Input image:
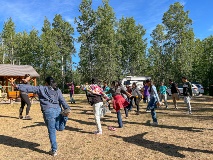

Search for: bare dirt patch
xmin=0 ymin=94 xmax=213 ymax=160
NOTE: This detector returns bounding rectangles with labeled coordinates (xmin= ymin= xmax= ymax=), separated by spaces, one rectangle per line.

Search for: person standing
xmin=80 ymin=78 xmax=105 ymax=135
xmin=131 ymin=82 xmax=142 ymax=115
xmin=146 ymin=79 xmax=160 ymax=125
xmin=106 ymin=81 xmax=129 ymax=127
xmin=103 ymin=81 xmax=112 ymax=110
xmin=182 ymin=77 xmax=193 ymax=114
xmin=67 ymin=82 xmax=75 ymax=104
xmin=19 ymin=74 xmax=32 ymax=120
xmin=169 ymin=79 xmax=180 ymax=109
xmin=125 ymin=84 xmax=133 ymax=111
xmin=143 ymin=82 xmax=151 ymax=112
xmin=143 ymin=82 xmax=150 ymax=103
xmin=159 ymin=82 xmax=168 ymax=108
xmin=11 ymin=77 xmax=71 ymax=157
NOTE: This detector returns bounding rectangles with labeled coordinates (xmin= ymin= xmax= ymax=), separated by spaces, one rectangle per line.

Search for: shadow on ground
xmin=0 ymin=135 xmax=49 ymax=155
xmin=142 ymin=120 xmax=213 ymax=132
xmin=111 ymin=132 xmax=213 ymax=158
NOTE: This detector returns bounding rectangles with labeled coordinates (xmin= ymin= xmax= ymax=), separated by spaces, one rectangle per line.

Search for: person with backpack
xmin=182 ymin=76 xmax=193 ymax=114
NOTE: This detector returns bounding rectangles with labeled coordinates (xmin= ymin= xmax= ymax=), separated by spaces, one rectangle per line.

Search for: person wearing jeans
xmin=106 ymin=81 xmax=129 ymax=128
xmin=146 ymin=79 xmax=160 ymax=125
xmin=11 ymin=77 xmax=71 ymax=157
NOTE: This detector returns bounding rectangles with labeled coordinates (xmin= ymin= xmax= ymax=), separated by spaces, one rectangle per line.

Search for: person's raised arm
xmin=10 ymin=80 xmax=40 ymax=94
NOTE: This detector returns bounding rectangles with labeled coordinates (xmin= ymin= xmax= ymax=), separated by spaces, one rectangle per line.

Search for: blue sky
xmin=0 ymin=0 xmax=212 ymax=66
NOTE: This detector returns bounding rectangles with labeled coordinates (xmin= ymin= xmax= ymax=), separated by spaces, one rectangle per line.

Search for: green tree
xmin=52 ymin=14 xmax=75 ymax=91
xmin=39 ymin=17 xmax=59 ymax=83
xmin=148 ymin=24 xmax=168 ymax=83
xmin=75 ymin=0 xmax=97 ymax=82
xmin=162 ymin=2 xmax=194 ymax=82
xmin=117 ymin=17 xmax=147 ymax=76
xmin=1 ymin=18 xmax=17 ymax=64
xmin=92 ymin=0 xmax=119 ymax=81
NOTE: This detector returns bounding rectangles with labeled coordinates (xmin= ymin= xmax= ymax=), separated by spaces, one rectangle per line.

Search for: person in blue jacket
xmin=11 ymin=76 xmax=71 ymax=157
xmin=146 ymin=79 xmax=161 ymax=125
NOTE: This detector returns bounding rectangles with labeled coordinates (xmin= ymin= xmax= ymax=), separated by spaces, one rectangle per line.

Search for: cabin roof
xmin=0 ymin=64 xmax=40 ymax=77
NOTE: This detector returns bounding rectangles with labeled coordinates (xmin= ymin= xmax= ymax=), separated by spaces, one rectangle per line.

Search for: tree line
xmin=0 ymin=0 xmax=212 ymax=92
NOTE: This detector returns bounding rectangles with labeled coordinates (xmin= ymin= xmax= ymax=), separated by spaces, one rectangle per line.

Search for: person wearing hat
xmin=10 ymin=76 xmax=71 ymax=157
xmin=146 ymin=79 xmax=161 ymax=125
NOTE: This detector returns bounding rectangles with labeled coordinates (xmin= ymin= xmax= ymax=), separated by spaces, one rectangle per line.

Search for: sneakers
xmin=165 ymin=106 xmax=168 ymax=109
xmin=187 ymin=111 xmax=192 ymax=114
xmin=22 ymin=115 xmax=32 ymax=120
xmin=61 ymin=108 xmax=71 ymax=116
xmin=94 ymin=131 xmax=102 ymax=135
xmin=150 ymin=122 xmax=158 ymax=126
xmin=50 ymin=150 xmax=57 ymax=157
xmin=19 ymin=115 xmax=23 ymax=119
xmin=146 ymin=110 xmax=151 ymax=112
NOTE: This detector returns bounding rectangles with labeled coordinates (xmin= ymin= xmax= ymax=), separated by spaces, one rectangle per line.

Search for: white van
xmin=121 ymin=76 xmax=151 ymax=89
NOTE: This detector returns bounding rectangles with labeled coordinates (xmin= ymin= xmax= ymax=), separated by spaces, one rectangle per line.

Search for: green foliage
xmin=149 ymin=2 xmax=195 ymax=85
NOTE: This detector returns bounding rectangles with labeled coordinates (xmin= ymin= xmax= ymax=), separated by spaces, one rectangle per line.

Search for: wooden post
xmin=6 ymin=78 xmax=8 ymax=93
xmin=34 ymin=78 xmax=37 ymax=86
xmin=11 ymin=78 xmax=14 ymax=91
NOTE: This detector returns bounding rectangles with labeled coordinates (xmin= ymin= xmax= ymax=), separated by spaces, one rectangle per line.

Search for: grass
xmin=0 ymin=94 xmax=213 ymax=160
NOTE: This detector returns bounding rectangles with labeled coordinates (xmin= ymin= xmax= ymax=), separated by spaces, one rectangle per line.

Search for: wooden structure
xmin=0 ymin=64 xmax=40 ymax=103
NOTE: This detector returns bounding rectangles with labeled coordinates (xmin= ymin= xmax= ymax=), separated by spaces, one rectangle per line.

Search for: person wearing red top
xmin=106 ymin=81 xmax=129 ymax=128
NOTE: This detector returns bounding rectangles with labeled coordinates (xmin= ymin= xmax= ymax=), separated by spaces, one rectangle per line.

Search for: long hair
xmin=45 ymin=77 xmax=58 ymax=91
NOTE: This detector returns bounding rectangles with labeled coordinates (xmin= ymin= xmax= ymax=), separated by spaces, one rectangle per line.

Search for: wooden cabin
xmin=0 ymin=64 xmax=40 ymax=103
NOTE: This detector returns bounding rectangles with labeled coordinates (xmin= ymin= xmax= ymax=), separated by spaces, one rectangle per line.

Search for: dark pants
xmin=20 ymin=94 xmax=31 ymax=115
xmin=117 ymin=110 xmax=123 ymax=128
xmin=133 ymin=97 xmax=140 ymax=112
xmin=151 ymin=108 xmax=157 ymax=122
xmin=70 ymin=92 xmax=75 ymax=103
xmin=124 ymin=107 xmax=128 ymax=117
xmin=127 ymin=98 xmax=133 ymax=111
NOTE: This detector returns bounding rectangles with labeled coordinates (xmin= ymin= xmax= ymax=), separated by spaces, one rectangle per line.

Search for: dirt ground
xmin=0 ymin=94 xmax=213 ymax=160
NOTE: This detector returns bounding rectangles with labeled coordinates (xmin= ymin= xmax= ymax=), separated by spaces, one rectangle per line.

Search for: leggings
xmin=20 ymin=94 xmax=31 ymax=115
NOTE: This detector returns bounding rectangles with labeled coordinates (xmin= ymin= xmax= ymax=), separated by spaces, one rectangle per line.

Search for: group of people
xmin=9 ymin=74 xmax=193 ymax=157
xmin=80 ymin=76 xmax=193 ymax=135
xmin=79 ymin=78 xmax=161 ymax=134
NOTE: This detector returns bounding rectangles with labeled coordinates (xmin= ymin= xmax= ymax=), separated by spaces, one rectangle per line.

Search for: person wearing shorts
xmin=169 ymin=79 xmax=180 ymax=109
